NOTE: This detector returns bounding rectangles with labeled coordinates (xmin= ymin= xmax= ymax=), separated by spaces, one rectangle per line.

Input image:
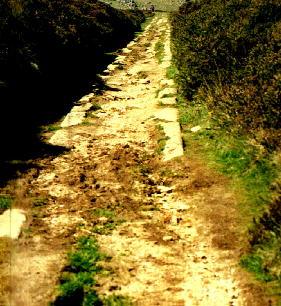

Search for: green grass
xmin=92 ymin=209 xmax=115 ymax=219
xmin=177 ymin=93 xmax=281 ymax=300
xmin=91 ymin=209 xmax=125 ymax=235
xmin=166 ymin=64 xmax=177 ymax=80
xmin=0 ymin=196 xmax=13 ymax=211
xmin=52 ymin=230 xmax=131 ymax=304
xmin=81 ymin=120 xmax=94 ymax=126
xmin=90 ymin=103 xmax=102 ymax=111
xmin=155 ymin=41 xmax=164 ymax=63
xmin=52 ymin=237 xmax=104 ymax=306
xmin=52 ymin=237 xmax=131 ymax=305
xmin=42 ymin=125 xmax=61 ymax=132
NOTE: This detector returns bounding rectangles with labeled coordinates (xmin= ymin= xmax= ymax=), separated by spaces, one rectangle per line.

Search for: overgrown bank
xmin=170 ymin=0 xmax=281 ymax=302
xmin=0 ymin=0 xmax=144 ymax=163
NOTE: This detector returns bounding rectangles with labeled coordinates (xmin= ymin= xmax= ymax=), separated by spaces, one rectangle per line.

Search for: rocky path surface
xmin=1 ymin=14 xmax=266 ymax=306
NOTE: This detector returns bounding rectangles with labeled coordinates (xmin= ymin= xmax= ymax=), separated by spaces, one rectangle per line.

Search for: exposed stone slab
xmin=107 ymin=64 xmax=117 ymax=71
xmin=122 ymin=48 xmax=132 ymax=54
xmin=71 ymin=103 xmax=92 ymax=112
xmin=160 ymin=79 xmax=174 ymax=87
xmin=78 ymin=93 xmax=95 ymax=103
xmin=49 ymin=129 xmax=69 ymax=146
xmin=161 ymin=122 xmax=184 ymax=161
xmin=158 ymin=97 xmax=176 ymax=105
xmin=154 ymin=108 xmax=178 ymax=122
xmin=0 ymin=209 xmax=26 ymax=239
xmin=158 ymin=87 xmax=177 ymax=98
xmin=60 ymin=112 xmax=85 ymax=128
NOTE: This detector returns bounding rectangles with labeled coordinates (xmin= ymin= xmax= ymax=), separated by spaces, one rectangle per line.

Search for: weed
xmin=81 ymin=120 xmax=94 ymax=126
xmin=143 ymin=42 xmax=151 ymax=47
xmin=52 ymin=237 xmax=104 ymax=306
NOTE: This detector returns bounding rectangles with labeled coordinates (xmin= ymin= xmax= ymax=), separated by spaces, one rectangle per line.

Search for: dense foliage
xmin=0 ymin=0 xmax=144 ymax=162
xmin=171 ymin=0 xmax=280 ymax=150
xmin=1 ymin=0 xmax=144 ymax=85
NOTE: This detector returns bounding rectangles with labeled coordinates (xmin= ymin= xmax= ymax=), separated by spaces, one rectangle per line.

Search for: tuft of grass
xmin=81 ymin=120 xmax=94 ymax=126
xmin=0 ymin=196 xmax=12 ymax=211
xmin=166 ymin=65 xmax=177 ymax=80
xmin=92 ymin=219 xmax=125 ymax=235
xmin=155 ymin=41 xmax=164 ymax=63
xmin=92 ymin=209 xmax=114 ymax=219
xmin=240 ymin=254 xmax=276 ymax=282
xmin=42 ymin=125 xmax=61 ymax=132
xmin=52 ymin=237 xmax=105 ymax=306
xmin=90 ymin=103 xmax=102 ymax=111
xmin=156 ymin=136 xmax=170 ymax=155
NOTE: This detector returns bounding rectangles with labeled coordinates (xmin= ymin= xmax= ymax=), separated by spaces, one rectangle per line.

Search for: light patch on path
xmin=0 ymin=209 xmax=26 ymax=239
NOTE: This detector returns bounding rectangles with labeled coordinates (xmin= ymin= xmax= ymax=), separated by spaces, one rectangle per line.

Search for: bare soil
xmin=0 ymin=15 xmax=273 ymax=306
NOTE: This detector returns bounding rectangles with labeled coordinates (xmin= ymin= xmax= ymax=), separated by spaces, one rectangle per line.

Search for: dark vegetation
xmin=0 ymin=0 xmax=144 ymax=184
xmin=171 ymin=0 xmax=281 ymax=301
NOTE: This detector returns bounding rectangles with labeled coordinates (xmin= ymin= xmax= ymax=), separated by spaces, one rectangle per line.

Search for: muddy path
xmin=1 ymin=14 xmax=269 ymax=306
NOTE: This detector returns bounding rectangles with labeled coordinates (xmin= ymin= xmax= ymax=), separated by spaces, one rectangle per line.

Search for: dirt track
xmin=1 ymin=14 xmax=269 ymax=306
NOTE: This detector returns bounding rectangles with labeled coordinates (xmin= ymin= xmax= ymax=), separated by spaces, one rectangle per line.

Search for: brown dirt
xmin=0 ymin=14 xmax=273 ymax=306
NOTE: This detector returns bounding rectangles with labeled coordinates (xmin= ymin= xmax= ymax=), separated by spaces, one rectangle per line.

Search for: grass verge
xmin=177 ymin=93 xmax=281 ymax=301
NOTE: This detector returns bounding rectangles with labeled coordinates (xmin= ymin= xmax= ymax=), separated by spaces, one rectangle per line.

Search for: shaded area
xmin=0 ymin=0 xmax=145 ymax=185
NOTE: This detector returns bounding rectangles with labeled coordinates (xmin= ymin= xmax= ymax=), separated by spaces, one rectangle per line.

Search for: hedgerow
xmin=171 ymin=0 xmax=281 ymax=298
xmin=171 ymin=0 xmax=280 ymax=149
xmin=1 ymin=0 xmax=144 ymax=85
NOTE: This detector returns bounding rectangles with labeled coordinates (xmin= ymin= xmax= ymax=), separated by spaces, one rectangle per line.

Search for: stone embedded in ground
xmin=160 ymin=79 xmax=174 ymax=86
xmin=0 ymin=209 xmax=26 ymax=239
xmin=158 ymin=87 xmax=177 ymax=98
xmin=60 ymin=112 xmax=85 ymax=128
xmin=139 ymin=79 xmax=150 ymax=84
xmin=154 ymin=108 xmax=178 ymax=122
xmin=107 ymin=64 xmax=117 ymax=71
xmin=158 ymin=97 xmax=176 ymax=105
xmin=78 ymin=93 xmax=95 ymax=103
xmin=161 ymin=122 xmax=184 ymax=161
xmin=190 ymin=126 xmax=201 ymax=132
